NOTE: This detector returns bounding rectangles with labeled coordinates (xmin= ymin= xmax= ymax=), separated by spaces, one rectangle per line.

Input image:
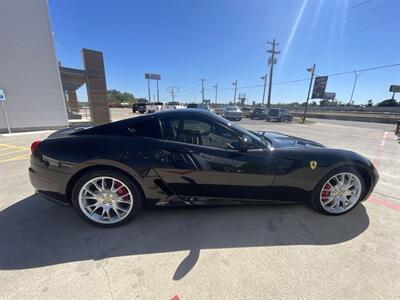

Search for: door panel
xmin=151 ymin=141 xmax=275 ymax=202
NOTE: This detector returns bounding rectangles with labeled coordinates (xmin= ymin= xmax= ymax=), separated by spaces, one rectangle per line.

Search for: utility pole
xmin=156 ymin=79 xmax=160 ymax=102
xmin=261 ymin=74 xmax=267 ymax=106
xmin=266 ymin=39 xmax=280 ymax=109
xmin=213 ymin=84 xmax=218 ymax=105
xmin=303 ymin=64 xmax=316 ymax=123
xmin=147 ymin=79 xmax=151 ymax=102
xmin=349 ymin=70 xmax=362 ymax=105
xmin=167 ymin=87 xmax=179 ymax=102
xmin=199 ymin=78 xmax=206 ymax=103
xmin=232 ymin=80 xmax=237 ymax=104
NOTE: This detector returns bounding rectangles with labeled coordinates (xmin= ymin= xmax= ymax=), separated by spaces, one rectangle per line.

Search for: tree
xmin=367 ymin=100 xmax=373 ymax=107
xmin=107 ymin=89 xmax=135 ymax=103
xmin=320 ymin=99 xmax=337 ymax=106
xmin=376 ymin=99 xmax=398 ymax=107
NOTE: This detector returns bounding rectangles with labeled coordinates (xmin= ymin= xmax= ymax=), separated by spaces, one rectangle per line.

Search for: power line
xmin=323 ymin=63 xmax=400 ymax=77
xmin=203 ymin=63 xmax=400 ymax=92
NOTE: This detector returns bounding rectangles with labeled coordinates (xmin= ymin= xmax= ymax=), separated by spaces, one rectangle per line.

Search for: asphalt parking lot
xmin=0 ymin=109 xmax=399 ymax=299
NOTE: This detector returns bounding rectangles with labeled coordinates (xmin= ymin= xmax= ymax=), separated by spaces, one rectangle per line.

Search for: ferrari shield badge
xmin=310 ymin=160 xmax=318 ymax=170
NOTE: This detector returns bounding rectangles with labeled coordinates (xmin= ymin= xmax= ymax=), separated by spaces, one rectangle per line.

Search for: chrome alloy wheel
xmin=319 ymin=172 xmax=362 ymax=214
xmin=78 ymin=176 xmax=134 ymax=224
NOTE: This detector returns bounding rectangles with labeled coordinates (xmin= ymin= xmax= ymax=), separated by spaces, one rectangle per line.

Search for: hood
xmin=257 ymin=131 xmax=325 ymax=148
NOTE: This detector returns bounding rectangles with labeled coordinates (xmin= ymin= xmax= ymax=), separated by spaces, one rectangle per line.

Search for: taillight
xmin=31 ymin=140 xmax=42 ymax=153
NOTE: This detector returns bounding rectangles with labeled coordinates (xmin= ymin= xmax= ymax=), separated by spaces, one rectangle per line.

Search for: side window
xmin=129 ymin=119 xmax=162 ymax=139
xmin=161 ymin=118 xmax=240 ymax=150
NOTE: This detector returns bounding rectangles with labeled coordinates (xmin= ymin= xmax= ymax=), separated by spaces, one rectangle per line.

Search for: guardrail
xmin=291 ymin=111 xmax=398 ymax=124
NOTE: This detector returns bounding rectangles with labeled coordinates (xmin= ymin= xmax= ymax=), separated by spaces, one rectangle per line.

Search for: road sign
xmin=0 ymin=88 xmax=11 ymax=133
xmin=0 ymin=89 xmax=5 ymax=101
xmin=312 ymin=76 xmax=328 ymax=99
xmin=324 ymin=92 xmax=336 ymax=100
xmin=389 ymin=85 xmax=400 ymax=93
xmin=145 ymin=73 xmax=161 ymax=80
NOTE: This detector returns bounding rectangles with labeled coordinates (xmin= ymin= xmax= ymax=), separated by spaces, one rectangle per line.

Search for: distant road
xmin=309 ymin=118 xmax=395 ymax=131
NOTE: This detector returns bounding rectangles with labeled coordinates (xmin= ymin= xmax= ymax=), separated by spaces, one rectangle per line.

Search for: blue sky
xmin=49 ymin=0 xmax=400 ymax=104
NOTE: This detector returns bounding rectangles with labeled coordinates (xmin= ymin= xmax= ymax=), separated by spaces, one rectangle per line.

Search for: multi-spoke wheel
xmin=72 ymin=170 xmax=143 ymax=227
xmin=311 ymin=168 xmax=365 ymax=215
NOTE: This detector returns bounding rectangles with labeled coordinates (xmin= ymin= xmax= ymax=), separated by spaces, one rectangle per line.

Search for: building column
xmin=82 ymin=48 xmax=110 ymax=125
xmin=66 ymin=90 xmax=79 ymax=112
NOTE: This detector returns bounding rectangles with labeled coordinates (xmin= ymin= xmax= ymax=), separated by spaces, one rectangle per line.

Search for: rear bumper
xmin=29 ymin=160 xmax=71 ymax=204
xmin=224 ymin=115 xmax=242 ymax=120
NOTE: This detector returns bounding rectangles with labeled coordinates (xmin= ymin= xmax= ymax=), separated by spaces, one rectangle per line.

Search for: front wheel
xmin=310 ymin=168 xmax=365 ymax=215
xmin=71 ymin=170 xmax=143 ymax=227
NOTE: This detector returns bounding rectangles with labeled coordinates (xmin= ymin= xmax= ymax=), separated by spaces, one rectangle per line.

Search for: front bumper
xmin=364 ymin=164 xmax=380 ymax=201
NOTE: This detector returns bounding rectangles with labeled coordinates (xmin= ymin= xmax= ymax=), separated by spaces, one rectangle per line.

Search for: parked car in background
xmin=214 ymin=106 xmax=224 ymax=115
xmin=187 ymin=103 xmax=199 ymax=109
xmin=241 ymin=106 xmax=253 ymax=118
xmin=132 ymin=102 xmax=147 ymax=114
xmin=266 ymin=108 xmax=293 ymax=122
xmin=120 ymin=102 xmax=131 ymax=108
xmin=146 ymin=102 xmax=164 ymax=113
xmin=199 ymin=104 xmax=213 ymax=111
xmin=163 ymin=102 xmax=186 ymax=110
xmin=250 ymin=107 xmax=269 ymax=120
xmin=185 ymin=103 xmax=212 ymax=111
xmin=223 ymin=106 xmax=242 ymax=121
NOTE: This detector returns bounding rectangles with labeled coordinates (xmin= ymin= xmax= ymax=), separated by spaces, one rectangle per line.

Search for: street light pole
xmin=156 ymin=79 xmax=160 ymax=102
xmin=213 ymin=84 xmax=218 ymax=105
xmin=261 ymin=74 xmax=267 ymax=106
xmin=349 ymin=70 xmax=362 ymax=105
xmin=303 ymin=64 xmax=316 ymax=123
xmin=199 ymin=78 xmax=206 ymax=103
xmin=147 ymin=79 xmax=151 ymax=102
xmin=232 ymin=80 xmax=237 ymax=104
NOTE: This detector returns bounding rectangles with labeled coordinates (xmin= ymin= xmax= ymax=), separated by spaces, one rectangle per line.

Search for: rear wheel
xmin=311 ymin=168 xmax=365 ymax=215
xmin=71 ymin=170 xmax=143 ymax=227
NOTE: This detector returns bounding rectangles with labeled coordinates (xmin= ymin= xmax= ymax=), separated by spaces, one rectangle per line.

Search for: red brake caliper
xmin=115 ymin=182 xmax=129 ymax=201
xmin=321 ymin=183 xmax=332 ymax=201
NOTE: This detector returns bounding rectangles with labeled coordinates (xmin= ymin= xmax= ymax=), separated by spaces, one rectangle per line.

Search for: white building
xmin=0 ymin=0 xmax=68 ymax=133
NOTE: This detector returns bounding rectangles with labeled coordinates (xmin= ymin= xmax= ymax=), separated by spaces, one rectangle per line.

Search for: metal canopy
xmin=59 ymin=66 xmax=86 ymax=92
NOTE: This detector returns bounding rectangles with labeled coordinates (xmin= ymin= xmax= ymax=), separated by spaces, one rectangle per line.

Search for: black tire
xmin=71 ymin=169 xmax=143 ymax=227
xmin=310 ymin=167 xmax=366 ymax=216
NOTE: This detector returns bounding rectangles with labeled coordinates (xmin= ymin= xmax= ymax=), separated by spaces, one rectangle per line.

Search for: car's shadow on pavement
xmin=0 ymin=194 xmax=369 ymax=280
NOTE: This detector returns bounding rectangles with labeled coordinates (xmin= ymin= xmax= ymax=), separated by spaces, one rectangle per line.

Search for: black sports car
xmin=29 ymin=109 xmax=379 ymax=227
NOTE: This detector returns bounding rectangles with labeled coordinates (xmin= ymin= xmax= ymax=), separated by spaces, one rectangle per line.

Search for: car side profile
xmin=29 ymin=109 xmax=379 ymax=227
xmin=250 ymin=107 xmax=269 ymax=120
xmin=266 ymin=108 xmax=293 ymax=122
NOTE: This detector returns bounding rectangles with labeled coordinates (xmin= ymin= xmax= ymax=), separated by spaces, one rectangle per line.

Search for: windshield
xmin=269 ymin=109 xmax=279 ymax=116
xmin=226 ymin=107 xmax=239 ymax=111
xmin=217 ymin=117 xmax=269 ymax=148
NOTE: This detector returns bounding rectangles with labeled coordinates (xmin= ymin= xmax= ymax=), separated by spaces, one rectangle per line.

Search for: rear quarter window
xmin=129 ymin=119 xmax=162 ymax=139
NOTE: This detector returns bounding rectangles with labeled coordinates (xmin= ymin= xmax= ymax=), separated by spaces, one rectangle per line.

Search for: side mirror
xmin=239 ymin=135 xmax=252 ymax=152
